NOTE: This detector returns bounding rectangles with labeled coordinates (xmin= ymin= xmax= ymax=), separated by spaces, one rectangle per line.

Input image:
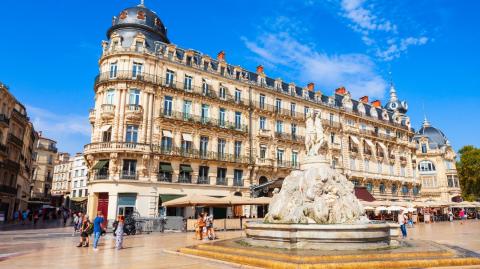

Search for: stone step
xmin=195 ymin=244 xmax=455 ymax=263
xmin=178 ymin=246 xmax=480 ymax=269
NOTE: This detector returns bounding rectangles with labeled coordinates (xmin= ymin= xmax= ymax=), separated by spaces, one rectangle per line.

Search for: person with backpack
xmin=77 ymin=216 xmax=92 ymax=247
xmin=92 ymin=211 xmax=105 ymax=251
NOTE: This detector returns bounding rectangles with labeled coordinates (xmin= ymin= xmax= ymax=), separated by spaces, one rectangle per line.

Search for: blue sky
xmin=0 ymin=0 xmax=478 ymax=154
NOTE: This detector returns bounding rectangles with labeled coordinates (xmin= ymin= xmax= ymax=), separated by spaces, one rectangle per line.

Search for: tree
xmin=456 ymin=145 xmax=480 ymax=201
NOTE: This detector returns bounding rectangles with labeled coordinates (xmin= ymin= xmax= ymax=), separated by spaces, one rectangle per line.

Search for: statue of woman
xmin=305 ymin=111 xmax=316 ymax=156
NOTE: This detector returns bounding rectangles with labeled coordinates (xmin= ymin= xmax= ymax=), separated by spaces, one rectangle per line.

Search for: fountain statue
xmin=265 ymin=110 xmax=368 ymax=224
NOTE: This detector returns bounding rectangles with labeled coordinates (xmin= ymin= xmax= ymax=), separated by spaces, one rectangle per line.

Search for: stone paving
xmin=0 ymin=220 xmax=479 ymax=268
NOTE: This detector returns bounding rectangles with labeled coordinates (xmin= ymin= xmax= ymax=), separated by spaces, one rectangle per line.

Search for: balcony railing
xmin=94 ymin=172 xmax=109 ymax=180
xmin=178 ymin=176 xmax=192 ymax=184
xmin=0 ymin=143 xmax=7 ymax=155
xmin=120 ymin=171 xmax=137 ymax=180
xmin=0 ymin=114 xmax=9 ymax=126
xmin=274 ymin=132 xmax=304 ymax=142
xmin=233 ymin=180 xmax=244 ymax=187
xmin=0 ymin=185 xmax=17 ymax=195
xmin=276 ymin=160 xmax=300 ymax=169
xmin=197 ymin=176 xmax=210 ymax=184
xmin=157 ymin=174 xmax=172 ymax=182
xmin=216 ymin=177 xmax=228 ymax=186
xmin=152 ymin=145 xmax=250 ymax=164
xmin=8 ymin=133 xmax=23 ymax=147
xmin=159 ymin=110 xmax=248 ymax=132
xmin=84 ymin=142 xmax=151 ymax=153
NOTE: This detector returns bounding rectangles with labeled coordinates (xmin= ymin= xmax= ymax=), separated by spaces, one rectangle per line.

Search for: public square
xmin=0 ymin=220 xmax=479 ymax=269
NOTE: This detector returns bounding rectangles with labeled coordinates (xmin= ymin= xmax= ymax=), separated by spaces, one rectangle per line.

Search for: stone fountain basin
xmin=244 ymin=221 xmax=400 ymax=250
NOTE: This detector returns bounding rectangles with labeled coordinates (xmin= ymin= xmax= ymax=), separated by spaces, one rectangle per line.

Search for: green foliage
xmin=457 ymin=145 xmax=480 ymax=201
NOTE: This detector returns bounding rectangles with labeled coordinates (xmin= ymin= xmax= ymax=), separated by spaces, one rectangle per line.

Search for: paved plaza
xmin=0 ymin=220 xmax=479 ymax=269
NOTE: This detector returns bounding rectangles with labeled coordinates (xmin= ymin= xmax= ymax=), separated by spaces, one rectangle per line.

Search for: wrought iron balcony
xmin=94 ymin=172 xmax=109 ymax=180
xmin=152 ymin=145 xmax=250 ymax=164
xmin=157 ymin=174 xmax=172 ymax=182
xmin=0 ymin=114 xmax=9 ymax=127
xmin=0 ymin=143 xmax=7 ymax=155
xmin=274 ymin=132 xmax=304 ymax=143
xmin=8 ymin=133 xmax=23 ymax=147
xmin=158 ymin=110 xmax=248 ymax=132
xmin=84 ymin=142 xmax=151 ymax=154
xmin=120 ymin=171 xmax=137 ymax=180
xmin=0 ymin=184 xmax=17 ymax=196
xmin=197 ymin=176 xmax=210 ymax=185
xmin=178 ymin=176 xmax=192 ymax=184
xmin=216 ymin=177 xmax=228 ymax=186
xmin=100 ymin=104 xmax=115 ymax=120
xmin=233 ymin=180 xmax=244 ymax=187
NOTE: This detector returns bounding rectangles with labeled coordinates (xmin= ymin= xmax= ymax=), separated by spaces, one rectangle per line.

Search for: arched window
xmin=418 ymin=161 xmax=436 ymax=172
xmin=413 ymin=186 xmax=420 ymax=196
xmin=379 ymin=183 xmax=385 ymax=193
xmin=401 ymin=185 xmax=409 ymax=195
xmin=366 ymin=182 xmax=373 ymax=193
xmin=391 ymin=184 xmax=398 ymax=195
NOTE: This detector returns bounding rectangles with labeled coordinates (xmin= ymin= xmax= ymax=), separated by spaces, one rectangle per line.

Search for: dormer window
xmin=418 ymin=160 xmax=436 ymax=172
xmin=421 ymin=143 xmax=427 ymax=153
xmin=137 ymin=11 xmax=146 ymax=20
xmin=154 ymin=18 xmax=161 ymax=27
xmin=120 ymin=11 xmax=128 ymax=20
xmin=203 ymin=61 xmax=209 ymax=71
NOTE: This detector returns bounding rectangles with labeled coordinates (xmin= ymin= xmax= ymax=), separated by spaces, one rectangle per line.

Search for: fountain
xmin=244 ymin=110 xmax=396 ymax=250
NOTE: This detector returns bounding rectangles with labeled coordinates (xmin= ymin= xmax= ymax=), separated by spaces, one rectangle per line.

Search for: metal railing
xmin=8 ymin=133 xmax=23 ymax=147
xmin=159 ymin=110 xmax=248 ymax=132
xmin=94 ymin=172 xmax=109 ymax=180
xmin=120 ymin=171 xmax=138 ymax=180
xmin=0 ymin=114 xmax=9 ymax=125
xmin=157 ymin=174 xmax=172 ymax=182
xmin=0 ymin=184 xmax=17 ymax=195
xmin=0 ymin=143 xmax=7 ymax=155
xmin=178 ymin=176 xmax=192 ymax=184
xmin=197 ymin=176 xmax=210 ymax=184
xmin=216 ymin=177 xmax=228 ymax=185
xmin=152 ymin=145 xmax=250 ymax=164
xmin=274 ymin=132 xmax=304 ymax=142
xmin=233 ymin=180 xmax=244 ymax=187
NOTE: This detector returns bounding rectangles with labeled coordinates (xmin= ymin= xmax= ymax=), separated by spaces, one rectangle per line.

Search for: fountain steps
xmin=178 ymin=243 xmax=480 ymax=269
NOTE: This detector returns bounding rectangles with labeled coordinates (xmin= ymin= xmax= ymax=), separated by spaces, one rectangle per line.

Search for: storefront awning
xmin=162 ymin=130 xmax=173 ymax=138
xmin=101 ymin=125 xmax=112 ymax=132
xmin=378 ymin=142 xmax=388 ymax=156
xmin=180 ymin=164 xmax=193 ymax=172
xmin=93 ymin=160 xmax=108 ymax=170
xmin=159 ymin=194 xmax=186 ymax=204
xmin=71 ymin=197 xmax=88 ymax=203
xmin=160 ymin=163 xmax=173 ymax=172
xmin=350 ymin=136 xmax=360 ymax=145
xmin=182 ymin=133 xmax=193 ymax=141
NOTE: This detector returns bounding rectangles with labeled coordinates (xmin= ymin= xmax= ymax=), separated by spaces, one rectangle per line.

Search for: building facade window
xmin=201 ymin=104 xmax=209 ymax=123
xmin=219 ymin=108 xmax=226 ymax=127
xmin=259 ymin=116 xmax=266 ymax=130
xmin=199 ymin=136 xmax=209 ymax=158
xmin=292 ymin=151 xmax=298 ymax=167
xmin=235 ymin=89 xmax=241 ymax=103
xmin=259 ymin=94 xmax=265 ymax=109
xmin=125 ymin=125 xmax=138 ymax=143
xmin=290 ymin=103 xmax=296 ymax=116
xmin=163 ymin=96 xmax=173 ymax=116
xmin=184 ymin=75 xmax=192 ymax=90
xmin=418 ymin=161 xmax=436 ymax=172
xmin=161 ymin=135 xmax=172 ymax=151
xmin=234 ymin=141 xmax=242 ymax=159
xmin=183 ymin=100 xmax=192 ymax=119
xmin=166 ymin=69 xmax=175 ymax=85
xmin=109 ymin=62 xmax=117 ymax=78
xmin=233 ymin=169 xmax=243 ymax=186
xmin=421 ymin=143 xmax=427 ymax=153
xmin=276 ymin=120 xmax=283 ymax=133
xmin=132 ymin=62 xmax=142 ymax=78
xmin=102 ymin=127 xmax=112 ymax=142
xmin=260 ymin=146 xmax=267 ymax=160
xmin=276 ymin=149 xmax=284 ymax=165
xmin=128 ymin=89 xmax=140 ymax=105
xmin=217 ymin=139 xmax=226 ymax=158
xmin=366 ymin=182 xmax=373 ymax=193
xmin=291 ymin=123 xmax=297 ymax=138
xmin=122 ymin=160 xmax=137 ymax=178
xmin=275 ymin=98 xmax=282 ymax=113
xmin=219 ymin=86 xmax=226 ymax=100
xmin=105 ymin=89 xmax=115 ymax=105
xmin=379 ymin=183 xmax=386 ymax=193
xmin=235 ymin=112 xmax=241 ymax=129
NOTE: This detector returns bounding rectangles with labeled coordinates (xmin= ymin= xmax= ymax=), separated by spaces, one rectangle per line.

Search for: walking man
xmin=398 ymin=209 xmax=407 ymax=239
xmin=92 ymin=211 xmax=105 ymax=251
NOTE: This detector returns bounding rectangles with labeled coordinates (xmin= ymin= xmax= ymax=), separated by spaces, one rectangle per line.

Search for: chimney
xmin=360 ymin=96 xmax=369 ymax=103
xmin=335 ymin=87 xmax=347 ymax=95
xmin=307 ymin=82 xmax=315 ymax=91
xmin=256 ymin=65 xmax=264 ymax=74
xmin=217 ymin=50 xmax=225 ymax=61
xmin=371 ymin=100 xmax=381 ymax=107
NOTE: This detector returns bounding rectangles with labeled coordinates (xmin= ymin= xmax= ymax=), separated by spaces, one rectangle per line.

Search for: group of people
xmin=11 ymin=207 xmax=71 ymax=226
xmin=195 ymin=212 xmax=216 ymax=240
xmin=74 ymin=211 xmax=125 ymax=251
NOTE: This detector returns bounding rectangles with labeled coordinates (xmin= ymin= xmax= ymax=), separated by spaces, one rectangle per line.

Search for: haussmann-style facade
xmin=84 ymin=4 xmax=425 ymax=223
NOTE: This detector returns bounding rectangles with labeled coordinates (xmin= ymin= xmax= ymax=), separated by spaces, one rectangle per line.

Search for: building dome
xmin=384 ymin=84 xmax=408 ymax=114
xmin=107 ymin=4 xmax=169 ymax=49
xmin=414 ymin=118 xmax=449 ymax=149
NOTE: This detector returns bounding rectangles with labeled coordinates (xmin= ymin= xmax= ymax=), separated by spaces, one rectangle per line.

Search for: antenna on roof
xmin=422 ymin=102 xmax=431 ymax=127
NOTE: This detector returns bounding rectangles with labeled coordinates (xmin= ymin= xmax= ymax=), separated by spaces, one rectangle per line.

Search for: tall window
xmin=200 ymin=136 xmax=209 ymax=158
xmin=183 ymin=100 xmax=192 ymax=119
xmin=366 ymin=182 xmax=373 ymax=193
xmin=259 ymin=117 xmax=266 ymax=130
xmin=132 ymin=62 xmax=142 ymax=79
xmin=217 ymin=168 xmax=227 ymax=181
xmin=291 ymin=123 xmax=297 ymax=138
xmin=235 ymin=89 xmax=242 ymax=103
xmin=198 ymin=166 xmax=209 ymax=183
xmin=181 ymin=136 xmax=192 ymax=154
xmin=125 ymin=125 xmax=138 ymax=143
xmin=184 ymin=75 xmax=192 ymax=91
xmin=275 ymin=98 xmax=282 ymax=113
xmin=418 ymin=161 xmax=436 ymax=172
xmin=166 ymin=69 xmax=175 ymax=85
xmin=276 ymin=120 xmax=283 ymax=133
xmin=292 ymin=151 xmax=298 ymax=167
xmin=122 ymin=160 xmax=137 ymax=178
xmin=364 ymin=159 xmax=369 ymax=172
xmin=219 ymin=108 xmax=226 ymax=127
xmin=235 ymin=112 xmax=241 ymax=129
xmin=129 ymin=89 xmax=140 ymax=105
xmin=350 ymin=158 xmax=356 ymax=170
xmin=105 ymin=89 xmax=115 ymax=104
xmin=290 ymin=103 xmax=296 ymax=116
xmin=109 ymin=62 xmax=117 ymax=78
xmin=219 ymin=86 xmax=226 ymax=100
xmin=102 ymin=127 xmax=112 ymax=142
xmin=234 ymin=141 xmax=242 ymax=159
xmin=330 ymin=133 xmax=335 ymax=144
xmin=161 ymin=135 xmax=172 ymax=151
xmin=259 ymin=94 xmax=265 ymax=109
xmin=304 ymin=106 xmax=310 ymax=117
xmin=276 ymin=149 xmax=284 ymax=165
xmin=163 ymin=96 xmax=173 ymax=116
xmin=217 ymin=139 xmax=226 ymax=159
xmin=329 ymin=113 xmax=334 ymax=124
xmin=260 ymin=146 xmax=267 ymax=160
xmin=379 ymin=183 xmax=386 ymax=193
xmin=201 ymin=104 xmax=209 ymax=123
xmin=233 ymin=169 xmax=243 ymax=186
xmin=202 ymin=79 xmax=209 ymax=95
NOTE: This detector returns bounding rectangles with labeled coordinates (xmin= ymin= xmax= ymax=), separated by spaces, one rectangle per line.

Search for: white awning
xmin=182 ymin=133 xmax=193 ymax=141
xmin=364 ymin=139 xmax=375 ymax=151
xmin=378 ymin=142 xmax=388 ymax=155
xmin=162 ymin=130 xmax=173 ymax=138
xmin=277 ymin=148 xmax=285 ymax=151
xmin=350 ymin=136 xmax=360 ymax=145
xmin=101 ymin=125 xmax=111 ymax=132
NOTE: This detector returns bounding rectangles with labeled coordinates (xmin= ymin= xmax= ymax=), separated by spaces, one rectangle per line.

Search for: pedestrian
xmin=13 ymin=211 xmax=19 ymax=224
xmin=92 ymin=211 xmax=105 ymax=251
xmin=196 ymin=213 xmax=206 ymax=240
xmin=398 ymin=209 xmax=407 ymax=239
xmin=33 ymin=211 xmax=39 ymax=226
xmin=62 ymin=208 xmax=69 ymax=226
xmin=448 ymin=210 xmax=454 ymax=222
xmin=77 ymin=216 xmax=92 ymax=247
xmin=459 ymin=208 xmax=466 ymax=224
xmin=72 ymin=213 xmax=79 ymax=236
xmin=206 ymin=214 xmax=215 ymax=240
xmin=115 ymin=215 xmax=125 ymax=250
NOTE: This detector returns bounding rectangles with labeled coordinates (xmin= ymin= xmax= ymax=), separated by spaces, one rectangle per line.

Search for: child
xmin=115 ymin=215 xmax=125 ymax=250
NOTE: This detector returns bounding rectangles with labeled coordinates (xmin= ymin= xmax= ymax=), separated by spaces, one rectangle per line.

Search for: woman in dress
xmin=115 ymin=215 xmax=125 ymax=250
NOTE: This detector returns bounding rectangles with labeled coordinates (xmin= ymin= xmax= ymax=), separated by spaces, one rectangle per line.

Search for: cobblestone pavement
xmin=0 ymin=220 xmax=479 ymax=269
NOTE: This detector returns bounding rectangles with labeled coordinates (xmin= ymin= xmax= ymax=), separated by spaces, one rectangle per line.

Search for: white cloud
xmin=27 ymin=105 xmax=91 ymax=154
xmin=338 ymin=0 xmax=429 ymax=61
xmin=243 ymin=32 xmax=387 ymax=98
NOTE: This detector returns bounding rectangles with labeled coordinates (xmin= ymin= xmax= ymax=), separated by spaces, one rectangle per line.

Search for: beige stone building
xmin=0 ymin=82 xmax=38 ymax=221
xmin=51 ymin=153 xmax=71 ymax=206
xmin=85 ymin=4 xmax=421 ymax=222
xmin=414 ymin=118 xmax=461 ymax=202
xmin=31 ymin=134 xmax=58 ymax=201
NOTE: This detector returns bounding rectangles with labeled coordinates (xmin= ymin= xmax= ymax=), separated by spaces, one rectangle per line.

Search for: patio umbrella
xmin=363 ymin=206 xmax=375 ymax=210
xmin=375 ymin=206 xmax=389 ymax=212
xmin=406 ymin=207 xmax=416 ymax=212
xmin=387 ymin=206 xmax=406 ymax=212
xmin=162 ymin=194 xmax=225 ymax=207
